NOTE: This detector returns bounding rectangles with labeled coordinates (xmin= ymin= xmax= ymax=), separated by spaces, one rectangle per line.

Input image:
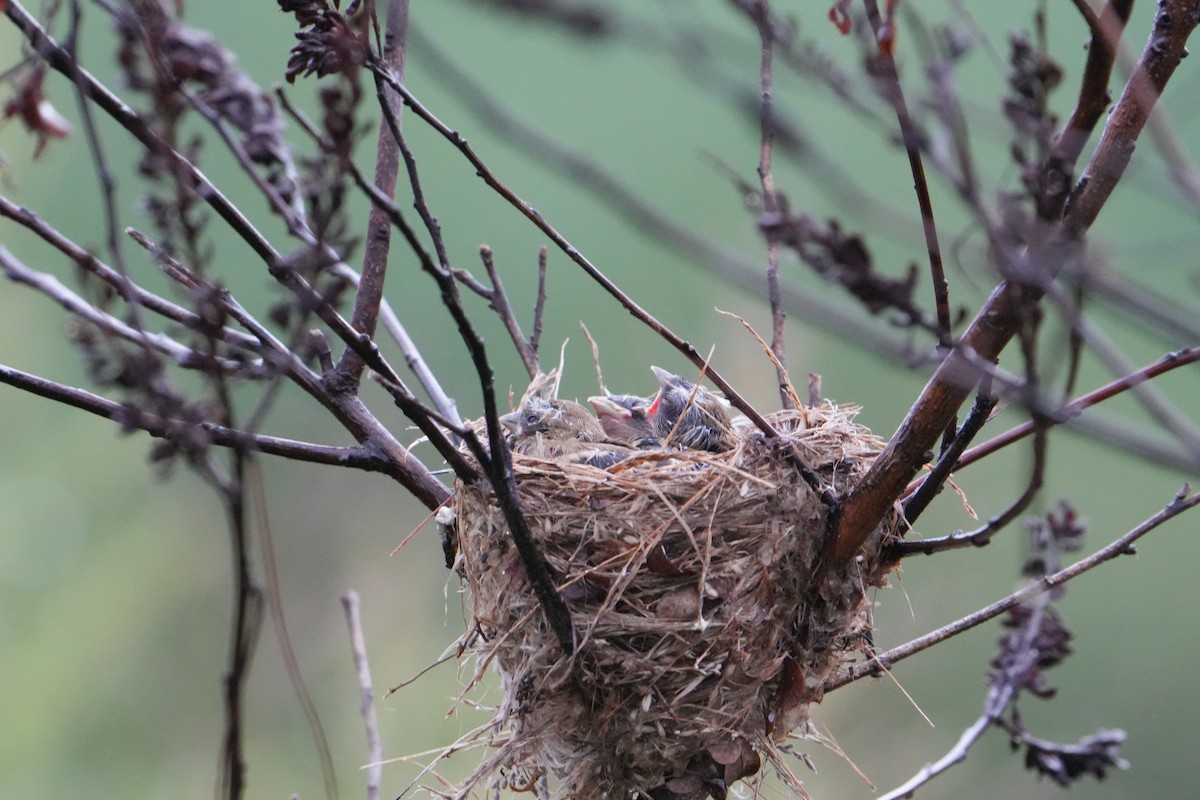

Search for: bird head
xmin=647 ymin=366 xmax=735 ymax=451
xmin=504 ymin=397 xmax=606 ymax=442
xmin=588 ymin=394 xmax=659 ymax=448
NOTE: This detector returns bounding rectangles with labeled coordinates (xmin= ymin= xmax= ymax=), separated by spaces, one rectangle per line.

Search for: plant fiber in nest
xmin=452 ymin=404 xmax=901 ymax=799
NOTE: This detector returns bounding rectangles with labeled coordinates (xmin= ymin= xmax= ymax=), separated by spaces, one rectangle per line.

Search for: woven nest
xmin=450 ymin=403 xmax=901 ymax=799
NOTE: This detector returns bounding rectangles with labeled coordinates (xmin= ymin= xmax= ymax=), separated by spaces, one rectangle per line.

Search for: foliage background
xmin=1 ymin=1 xmax=1197 ymax=798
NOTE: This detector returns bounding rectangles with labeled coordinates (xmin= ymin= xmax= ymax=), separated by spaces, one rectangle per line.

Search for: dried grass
xmin=448 ymin=403 xmax=901 ymax=799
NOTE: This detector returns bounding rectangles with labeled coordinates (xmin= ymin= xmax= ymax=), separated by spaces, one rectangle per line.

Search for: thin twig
xmin=214 ymin=452 xmax=261 ymax=800
xmin=4 ymin=0 xmax=457 ymax=508
xmin=733 ymin=0 xmax=791 ymax=408
xmin=274 ymin=87 xmax=463 ymax=426
xmin=530 ymin=246 xmax=548 ymax=358
xmin=408 ymin=24 xmax=919 ymax=364
xmin=0 ymin=362 xmax=403 ymax=474
xmin=365 ymin=60 xmax=777 ymax=439
xmin=65 ymin=0 xmax=142 ymax=333
xmin=0 ymin=246 xmax=244 ymax=372
xmin=863 ymin=0 xmax=954 ymax=452
xmin=1041 ymin=281 xmax=1200 ymax=454
xmin=479 ymin=245 xmax=539 ymax=378
xmin=827 ymin=484 xmax=1200 ymax=691
xmin=896 ymin=418 xmax=1047 ymax=556
xmin=342 ymin=591 xmax=383 ymax=800
xmin=251 ymin=461 xmax=337 ymax=800
xmin=951 ymin=345 xmax=1200 ymax=474
xmin=0 ymin=197 xmax=262 ymax=353
xmin=368 ymin=81 xmax=577 ymax=657
xmin=876 ymin=591 xmax=1052 ymax=800
xmin=902 ymin=388 xmax=997 ymax=524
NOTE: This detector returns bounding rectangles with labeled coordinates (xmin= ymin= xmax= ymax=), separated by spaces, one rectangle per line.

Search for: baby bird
xmin=647 ymin=366 xmax=737 ymax=453
xmin=587 ymin=394 xmax=661 ymax=449
xmin=502 ymin=396 xmax=636 ymax=468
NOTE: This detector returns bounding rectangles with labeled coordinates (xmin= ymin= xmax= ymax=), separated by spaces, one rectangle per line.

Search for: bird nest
xmin=450 ymin=403 xmax=901 ymax=799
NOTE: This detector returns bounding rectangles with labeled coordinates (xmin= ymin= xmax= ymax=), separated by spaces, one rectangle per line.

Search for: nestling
xmin=646 ymin=365 xmax=737 ymax=453
xmin=502 ymin=396 xmax=637 ymax=468
xmin=587 ymin=393 xmax=661 ymax=449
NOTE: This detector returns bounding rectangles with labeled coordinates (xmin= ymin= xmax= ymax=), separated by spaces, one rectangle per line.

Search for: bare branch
xmin=407 ymin=23 xmax=919 ymax=365
xmin=862 ymin=0 xmax=954 ymax=452
xmin=342 ymin=591 xmax=383 ymax=800
xmin=0 ymin=246 xmax=245 ymax=372
xmin=952 ymin=345 xmax=1200 ymax=474
xmin=365 ymin=61 xmax=778 ymax=439
xmin=730 ymin=0 xmax=791 ymax=408
xmin=337 ymin=0 xmax=411 ymax=386
xmin=1038 ymin=0 xmax=1135 ymax=219
xmin=479 ymin=245 xmax=539 ymax=378
xmin=0 ymin=197 xmax=262 ymax=353
xmin=834 ymin=1 xmax=1200 ymax=563
xmin=274 ymin=87 xmax=463 ymax=426
xmin=828 ymin=485 xmax=1200 ymax=691
xmin=0 ymin=362 xmax=405 ymax=475
xmin=530 ymin=246 xmax=548 ymax=358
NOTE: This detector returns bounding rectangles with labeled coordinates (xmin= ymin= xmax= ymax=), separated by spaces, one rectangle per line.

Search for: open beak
xmin=650 ymin=365 xmax=675 ymax=388
xmin=588 ymin=395 xmax=632 ymax=422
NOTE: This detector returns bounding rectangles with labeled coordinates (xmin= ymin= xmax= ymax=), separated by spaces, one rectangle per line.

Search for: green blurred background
xmin=2 ymin=1 xmax=1198 ymax=798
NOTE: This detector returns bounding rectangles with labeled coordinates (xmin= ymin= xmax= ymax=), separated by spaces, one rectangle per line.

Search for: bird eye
xmin=525 ymin=413 xmax=539 ymax=425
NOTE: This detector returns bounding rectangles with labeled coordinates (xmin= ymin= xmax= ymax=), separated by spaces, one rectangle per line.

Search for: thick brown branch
xmin=1064 ymin=1 xmax=1197 ymax=232
xmin=337 ymin=0 xmax=410 ymax=385
xmin=833 ymin=1 xmax=1200 ymax=563
xmin=1039 ymin=0 xmax=1136 ymax=219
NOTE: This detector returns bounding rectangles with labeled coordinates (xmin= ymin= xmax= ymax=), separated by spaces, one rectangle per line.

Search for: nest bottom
xmin=453 ymin=405 xmax=899 ymax=799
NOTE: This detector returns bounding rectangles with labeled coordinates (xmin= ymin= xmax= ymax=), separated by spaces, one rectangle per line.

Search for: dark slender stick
xmin=732 ymin=0 xmax=791 ymax=408
xmin=902 ymin=389 xmax=997 ymax=524
xmin=530 ymin=246 xmax=548 ymax=358
xmin=895 ymin=418 xmax=1047 ymax=556
xmin=409 ymin=24 xmax=918 ymax=364
xmin=369 ymin=84 xmax=577 ymax=657
xmin=65 ymin=0 xmax=142 ymax=333
xmin=274 ymin=87 xmax=463 ymax=426
xmin=863 ymin=0 xmax=954 ymax=453
xmin=366 ymin=62 xmax=777 ymax=439
xmin=215 ymin=452 xmax=261 ymax=800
